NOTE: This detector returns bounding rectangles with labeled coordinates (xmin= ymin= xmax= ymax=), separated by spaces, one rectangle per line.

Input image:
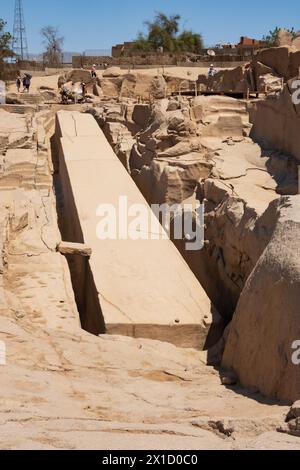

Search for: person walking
xmin=91 ymin=65 xmax=97 ymax=79
xmin=16 ymin=76 xmax=21 ymax=93
xmin=24 ymin=75 xmax=31 ymax=93
xmin=22 ymin=75 xmax=27 ymax=93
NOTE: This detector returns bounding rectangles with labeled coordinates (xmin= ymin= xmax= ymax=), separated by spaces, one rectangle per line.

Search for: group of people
xmin=60 ymin=81 xmax=87 ymax=104
xmin=16 ymin=74 xmax=32 ymax=93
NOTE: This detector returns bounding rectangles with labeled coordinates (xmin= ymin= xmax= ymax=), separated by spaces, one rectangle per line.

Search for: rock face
xmin=276 ymin=28 xmax=300 ymax=50
xmin=98 ymin=94 xmax=286 ymax=320
xmin=197 ymin=46 xmax=300 ymax=95
xmin=254 ymin=46 xmax=300 ymax=81
xmin=276 ymin=29 xmax=294 ymax=47
xmin=198 ymin=65 xmax=254 ymax=94
xmin=65 ymin=69 xmax=94 ymax=84
xmin=2 ymin=69 xmax=300 ymax=449
xmin=99 ymin=78 xmax=122 ymax=98
xmin=255 ymin=47 xmax=291 ymax=78
xmin=222 ymin=196 xmax=300 ymax=403
xmin=93 ymin=88 xmax=300 ymax=404
xmin=121 ymin=73 xmax=167 ymax=99
xmin=250 ymin=81 xmax=300 ymax=162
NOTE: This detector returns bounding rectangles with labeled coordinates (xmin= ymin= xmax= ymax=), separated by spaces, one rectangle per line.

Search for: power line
xmin=12 ymin=0 xmax=29 ymax=61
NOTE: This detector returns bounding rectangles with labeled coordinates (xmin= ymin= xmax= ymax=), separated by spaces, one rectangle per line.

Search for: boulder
xmin=275 ymin=29 xmax=293 ymax=47
xmin=252 ymin=61 xmax=275 ymax=88
xmin=57 ymin=75 xmax=66 ymax=88
xmin=222 ymin=196 xmax=300 ymax=403
xmin=286 ymin=401 xmax=300 ymax=422
xmin=163 ymin=75 xmax=195 ymax=95
xmin=65 ymin=69 xmax=93 ymax=84
xmin=119 ymin=73 xmax=136 ymax=97
xmin=255 ymin=46 xmax=291 ymax=79
xmin=258 ymin=73 xmax=283 ymax=93
xmin=250 ymin=84 xmax=300 ymax=162
xmin=132 ymin=104 xmax=151 ymax=127
xmin=292 ymin=36 xmax=300 ymax=50
xmin=103 ymin=67 xmax=122 ymax=78
xmin=40 ymin=90 xmax=58 ymax=102
xmin=278 ymin=418 xmax=300 ymax=438
xmin=150 ymin=75 xmax=167 ymax=99
xmin=288 ymin=50 xmax=300 ymax=78
xmin=93 ymin=83 xmax=103 ymax=97
xmin=99 ymin=78 xmax=122 ymax=98
xmin=167 ymin=99 xmax=180 ymax=111
xmin=120 ymin=73 xmax=167 ymax=100
xmin=197 ymin=65 xmax=253 ymax=93
xmin=197 ymin=74 xmax=209 ymax=91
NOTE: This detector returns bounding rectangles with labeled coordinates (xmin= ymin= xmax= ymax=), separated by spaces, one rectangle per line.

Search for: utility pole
xmin=12 ymin=0 xmax=29 ymax=61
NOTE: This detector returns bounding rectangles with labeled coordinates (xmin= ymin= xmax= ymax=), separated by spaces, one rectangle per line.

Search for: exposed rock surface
xmin=1 ymin=65 xmax=300 ymax=448
xmin=222 ymin=196 xmax=300 ymax=403
xmin=197 ymin=46 xmax=300 ymax=95
xmin=103 ymin=66 xmax=122 ymax=78
xmin=97 ymin=95 xmax=284 ymax=319
xmin=275 ymin=28 xmax=300 ymax=49
xmin=64 ymin=69 xmax=94 ymax=84
xmin=198 ymin=64 xmax=254 ymax=94
xmin=250 ymin=81 xmax=300 ymax=163
xmin=0 ymin=103 xmax=294 ymax=448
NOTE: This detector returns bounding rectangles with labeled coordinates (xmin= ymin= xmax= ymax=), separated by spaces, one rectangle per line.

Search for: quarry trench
xmin=42 ymin=73 xmax=300 ymax=406
xmin=48 ymin=98 xmax=283 ymax=344
xmin=49 ymin=108 xmax=221 ymax=351
xmin=90 ymin=94 xmax=299 ymax=326
xmin=39 ymin=89 xmax=300 ymax=406
xmin=90 ymin=100 xmax=263 ymax=321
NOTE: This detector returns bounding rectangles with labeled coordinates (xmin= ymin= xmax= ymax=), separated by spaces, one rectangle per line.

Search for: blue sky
xmin=2 ymin=0 xmax=300 ymax=53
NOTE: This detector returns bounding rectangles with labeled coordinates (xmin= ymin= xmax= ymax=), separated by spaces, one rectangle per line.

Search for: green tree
xmin=131 ymin=12 xmax=204 ymax=54
xmin=176 ymin=30 xmax=204 ymax=54
xmin=0 ymin=19 xmax=13 ymax=61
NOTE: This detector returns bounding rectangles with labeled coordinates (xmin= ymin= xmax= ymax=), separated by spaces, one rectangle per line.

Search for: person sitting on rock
xmin=208 ymin=64 xmax=217 ymax=78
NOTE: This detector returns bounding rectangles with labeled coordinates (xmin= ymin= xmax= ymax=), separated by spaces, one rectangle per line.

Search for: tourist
xmin=25 ymin=75 xmax=31 ymax=93
xmin=60 ymin=85 xmax=69 ymax=104
xmin=22 ymin=76 xmax=27 ymax=92
xmin=23 ymin=74 xmax=31 ymax=93
xmin=81 ymin=82 xmax=87 ymax=100
xmin=16 ymin=76 xmax=21 ymax=93
xmin=208 ymin=64 xmax=217 ymax=78
xmin=91 ymin=64 xmax=97 ymax=79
